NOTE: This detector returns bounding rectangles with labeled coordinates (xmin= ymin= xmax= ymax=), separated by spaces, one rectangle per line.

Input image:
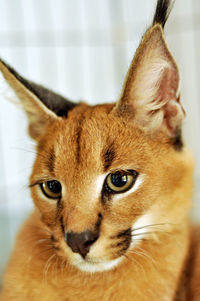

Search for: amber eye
xmin=105 ymin=170 xmax=138 ymax=193
xmin=40 ymin=180 xmax=62 ymax=199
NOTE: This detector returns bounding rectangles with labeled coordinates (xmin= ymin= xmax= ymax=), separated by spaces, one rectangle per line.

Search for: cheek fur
xmin=130 ymin=212 xmax=155 ymax=248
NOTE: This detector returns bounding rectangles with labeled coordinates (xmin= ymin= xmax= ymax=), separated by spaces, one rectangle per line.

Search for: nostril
xmin=83 ymin=232 xmax=99 ymax=247
xmin=84 ymin=230 xmax=98 ymax=242
xmin=65 ymin=230 xmax=99 ymax=258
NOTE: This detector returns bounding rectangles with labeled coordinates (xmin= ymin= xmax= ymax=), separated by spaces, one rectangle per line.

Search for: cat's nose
xmin=65 ymin=230 xmax=99 ymax=258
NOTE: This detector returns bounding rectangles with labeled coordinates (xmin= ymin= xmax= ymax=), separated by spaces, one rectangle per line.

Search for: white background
xmin=0 ymin=0 xmax=199 ymax=281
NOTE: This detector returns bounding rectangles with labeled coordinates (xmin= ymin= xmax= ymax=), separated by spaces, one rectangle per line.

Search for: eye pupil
xmin=47 ymin=180 xmax=61 ymax=194
xmin=104 ymin=170 xmax=138 ymax=194
xmin=40 ymin=180 xmax=62 ymax=199
xmin=111 ymin=173 xmax=127 ymax=187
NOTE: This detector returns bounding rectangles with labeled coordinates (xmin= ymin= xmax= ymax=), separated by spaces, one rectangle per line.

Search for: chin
xmin=72 ymin=256 xmax=123 ymax=273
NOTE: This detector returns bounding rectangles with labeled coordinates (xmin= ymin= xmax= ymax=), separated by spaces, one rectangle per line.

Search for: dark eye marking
xmin=102 ymin=142 xmax=115 ymax=171
xmin=60 ymin=216 xmax=65 ymax=233
xmin=96 ymin=213 xmax=103 ymax=228
xmin=46 ymin=147 xmax=55 ymax=173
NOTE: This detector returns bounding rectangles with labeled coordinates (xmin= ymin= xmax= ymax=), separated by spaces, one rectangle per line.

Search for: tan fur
xmin=0 ymin=103 xmax=195 ymax=300
xmin=0 ymin=16 xmax=199 ymax=301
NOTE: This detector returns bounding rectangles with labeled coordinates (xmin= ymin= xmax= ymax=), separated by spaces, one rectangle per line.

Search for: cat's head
xmin=0 ymin=0 xmax=194 ymax=273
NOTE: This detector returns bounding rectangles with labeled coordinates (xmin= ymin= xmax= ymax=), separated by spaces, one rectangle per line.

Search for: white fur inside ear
xmin=116 ymin=26 xmax=182 ymax=137
xmin=134 ymin=59 xmax=170 ymax=109
xmin=0 ymin=61 xmax=58 ymax=119
xmin=133 ymin=59 xmax=171 ymax=131
xmin=0 ymin=69 xmax=20 ymax=104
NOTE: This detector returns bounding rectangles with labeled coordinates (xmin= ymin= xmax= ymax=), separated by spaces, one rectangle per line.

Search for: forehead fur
xmin=33 ymin=102 xmax=191 ymax=199
xmin=36 ymin=103 xmax=169 ymax=172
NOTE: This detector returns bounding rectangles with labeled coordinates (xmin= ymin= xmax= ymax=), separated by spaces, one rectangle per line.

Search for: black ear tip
xmin=153 ymin=0 xmax=175 ymax=28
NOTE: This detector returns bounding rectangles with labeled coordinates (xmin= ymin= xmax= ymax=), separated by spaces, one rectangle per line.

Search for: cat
xmin=0 ymin=0 xmax=199 ymax=300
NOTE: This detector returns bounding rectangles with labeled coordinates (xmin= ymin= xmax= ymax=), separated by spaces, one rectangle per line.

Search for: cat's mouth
xmin=52 ymin=215 xmax=157 ymax=272
xmin=66 ymin=228 xmax=133 ymax=272
xmin=73 ymin=256 xmax=124 ymax=273
xmin=66 ymin=232 xmax=132 ymax=273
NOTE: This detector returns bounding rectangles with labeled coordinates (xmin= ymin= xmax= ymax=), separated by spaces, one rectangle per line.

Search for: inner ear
xmin=114 ymin=25 xmax=185 ymax=139
xmin=0 ymin=59 xmax=77 ymax=140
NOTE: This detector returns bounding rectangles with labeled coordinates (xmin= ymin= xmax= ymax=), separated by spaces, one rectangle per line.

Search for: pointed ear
xmin=0 ymin=59 xmax=77 ymax=140
xmin=114 ymin=24 xmax=185 ymax=138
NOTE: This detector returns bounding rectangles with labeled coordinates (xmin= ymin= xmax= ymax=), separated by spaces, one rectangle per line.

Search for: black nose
xmin=65 ymin=230 xmax=99 ymax=258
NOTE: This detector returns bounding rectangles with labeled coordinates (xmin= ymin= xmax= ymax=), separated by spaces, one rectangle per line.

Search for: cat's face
xmin=0 ymin=22 xmax=194 ymax=272
xmin=30 ymin=103 xmax=193 ymax=272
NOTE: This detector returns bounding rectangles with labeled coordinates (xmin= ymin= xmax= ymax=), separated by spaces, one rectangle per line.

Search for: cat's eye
xmin=105 ymin=170 xmax=138 ymax=193
xmin=40 ymin=180 xmax=62 ymax=199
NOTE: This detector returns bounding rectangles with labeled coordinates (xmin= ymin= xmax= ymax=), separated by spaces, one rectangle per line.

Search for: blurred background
xmin=0 ymin=0 xmax=199 ymax=282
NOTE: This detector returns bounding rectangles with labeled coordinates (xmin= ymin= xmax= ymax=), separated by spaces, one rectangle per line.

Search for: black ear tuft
xmin=0 ymin=58 xmax=77 ymax=117
xmin=152 ymin=0 xmax=175 ymax=28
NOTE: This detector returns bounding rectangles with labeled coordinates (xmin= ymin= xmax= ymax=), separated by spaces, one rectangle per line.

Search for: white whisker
xmin=43 ymin=254 xmax=56 ymax=282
